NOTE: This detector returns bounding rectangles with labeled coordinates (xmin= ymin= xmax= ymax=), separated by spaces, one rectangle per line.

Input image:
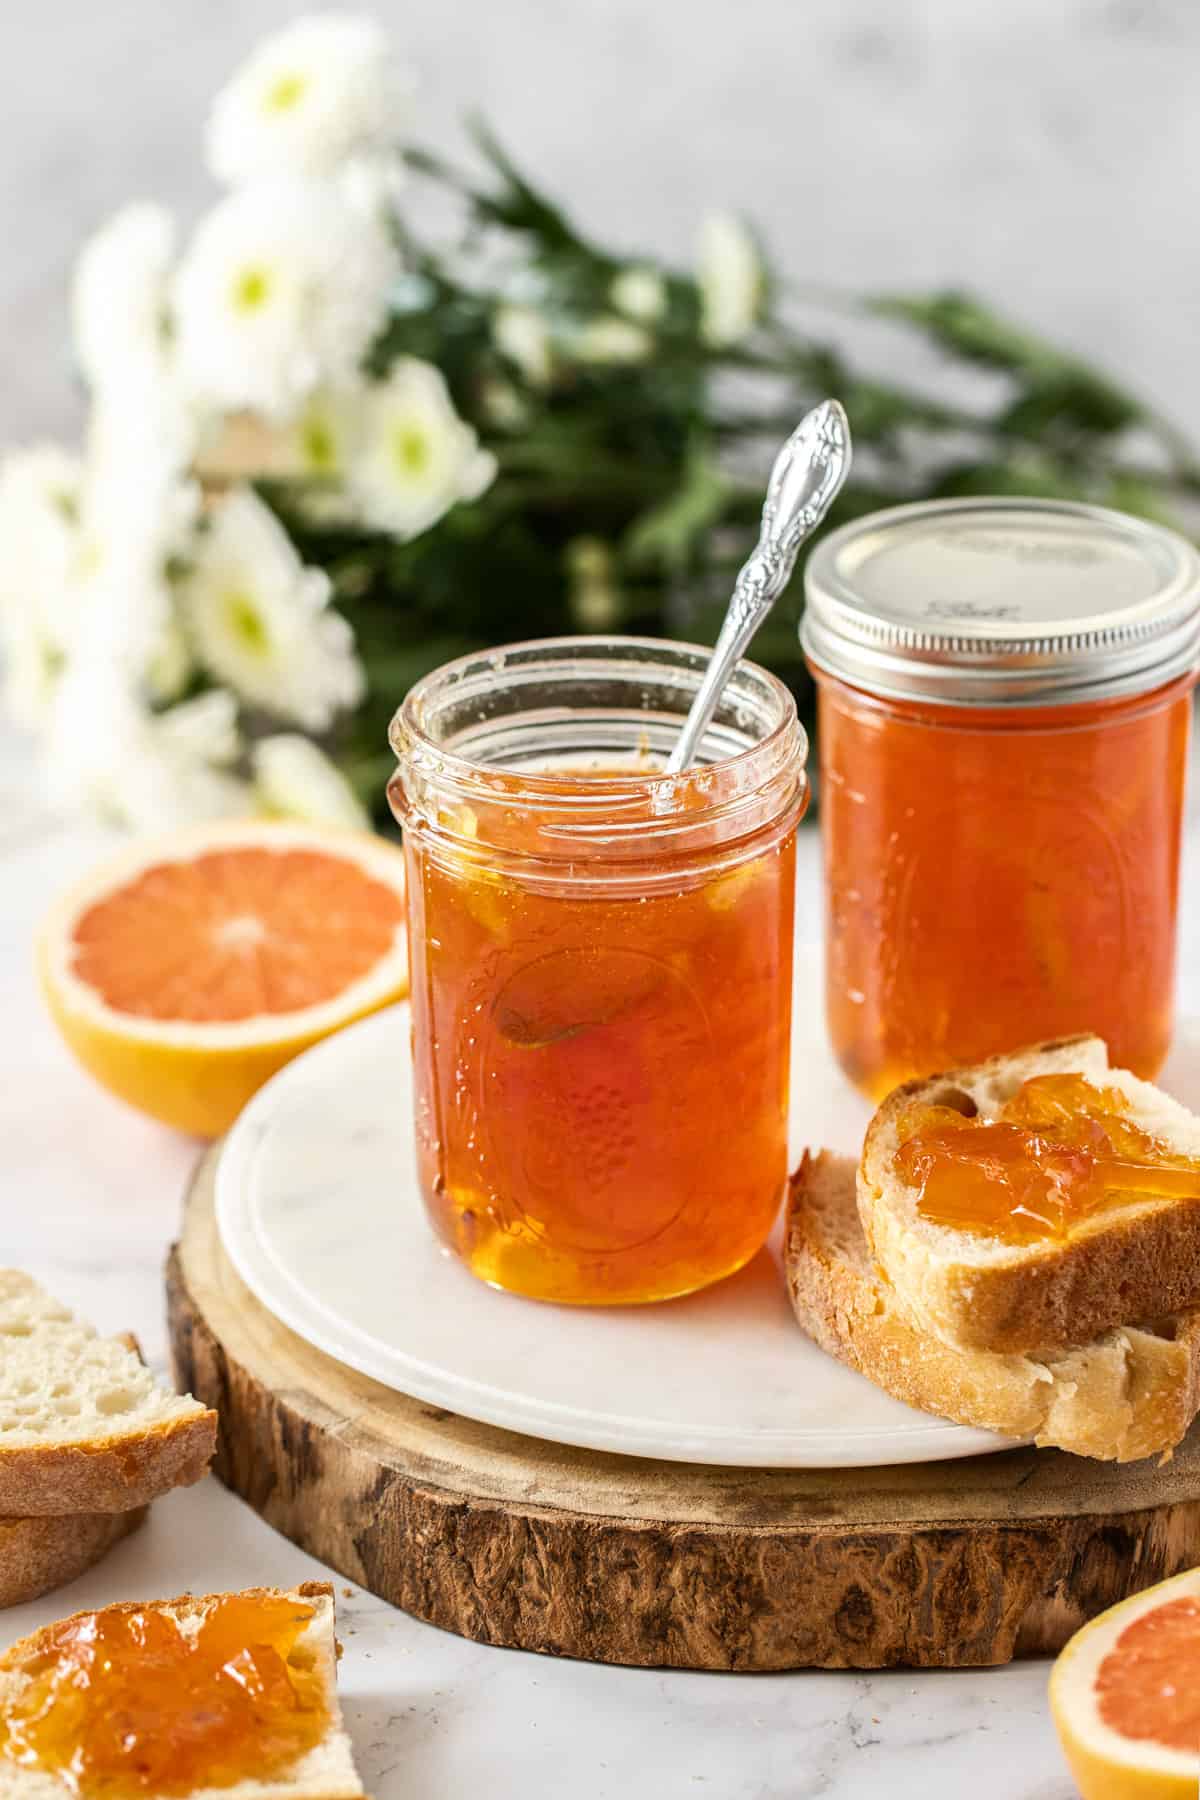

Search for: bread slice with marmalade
xmin=858 ymin=1035 xmax=1200 ymax=1356
xmin=788 ymin=1152 xmax=1200 ymax=1461
xmin=0 ymin=1582 xmax=363 ymax=1799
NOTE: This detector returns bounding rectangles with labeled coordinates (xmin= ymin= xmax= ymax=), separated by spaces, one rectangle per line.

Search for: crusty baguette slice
xmin=858 ymin=1035 xmax=1200 ymax=1355
xmin=0 ymin=1272 xmax=216 ymax=1514
xmin=0 ymin=1581 xmax=362 ymax=1800
xmin=1 ymin=1335 xmax=149 ymax=1608
xmin=0 ymin=1506 xmax=146 ymax=1610
xmin=788 ymin=1152 xmax=1200 ymax=1461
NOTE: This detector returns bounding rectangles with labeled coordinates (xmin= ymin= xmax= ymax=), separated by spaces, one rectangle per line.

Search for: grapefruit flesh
xmin=1050 ymin=1568 xmax=1200 ymax=1800
xmin=39 ymin=822 xmax=408 ymax=1138
xmin=1096 ymin=1595 xmax=1200 ymax=1756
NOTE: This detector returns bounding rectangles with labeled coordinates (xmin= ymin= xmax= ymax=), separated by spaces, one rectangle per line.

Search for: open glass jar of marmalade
xmin=803 ymin=499 xmax=1200 ymax=1100
xmin=388 ymin=637 xmax=807 ymax=1304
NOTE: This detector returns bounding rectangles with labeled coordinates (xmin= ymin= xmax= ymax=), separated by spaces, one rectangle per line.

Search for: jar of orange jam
xmin=802 ymin=499 xmax=1200 ymax=1100
xmin=388 ymin=637 xmax=807 ymax=1304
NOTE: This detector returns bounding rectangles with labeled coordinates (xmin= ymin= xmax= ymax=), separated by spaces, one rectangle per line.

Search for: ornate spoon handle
xmin=665 ymin=399 xmax=851 ymax=774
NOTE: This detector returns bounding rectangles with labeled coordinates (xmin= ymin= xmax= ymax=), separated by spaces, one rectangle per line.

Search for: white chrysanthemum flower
xmin=46 ymin=663 xmax=251 ymax=830
xmin=288 ymin=383 xmax=363 ymax=477
xmin=573 ymin=315 xmax=653 ymax=365
xmin=145 ymin=615 xmax=193 ymax=705
xmin=84 ymin=392 xmax=201 ymax=560
xmin=697 ymin=212 xmax=764 ymax=347
xmin=71 ymin=203 xmax=175 ymax=392
xmin=478 ymin=376 xmax=528 ymax=432
xmin=610 ymin=266 xmax=667 ymax=323
xmin=492 ymin=304 xmax=552 ymax=387
xmin=566 ymin=536 xmax=622 ymax=630
xmin=253 ymin=733 xmax=368 ymax=828
xmin=179 ymin=485 xmax=364 ymax=729
xmin=157 ymin=687 xmax=242 ymax=766
xmin=2 ymin=615 xmax=66 ymax=731
xmin=71 ymin=395 xmax=202 ymax=700
xmin=340 ymin=152 xmax=408 ymax=225
xmin=173 ymin=179 xmax=398 ymax=419
xmin=206 ymin=13 xmax=413 ymax=184
xmin=85 ymin=361 xmax=203 ymax=494
xmin=0 ymin=445 xmax=82 ymax=728
xmin=70 ymin=544 xmax=189 ymax=708
xmin=347 ymin=358 xmax=497 ymax=540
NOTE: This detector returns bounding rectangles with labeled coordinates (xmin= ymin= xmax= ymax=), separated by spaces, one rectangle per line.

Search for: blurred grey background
xmin=5 ymin=0 xmax=1197 ymax=443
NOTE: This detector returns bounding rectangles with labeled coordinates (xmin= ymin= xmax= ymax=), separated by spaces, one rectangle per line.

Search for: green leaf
xmin=870 ymin=290 xmax=1070 ymax=377
xmin=998 ymin=369 xmax=1143 ymax=439
xmin=464 ymin=115 xmax=595 ymax=256
xmin=838 ymin=377 xmax=967 ymax=442
xmin=928 ymin=458 xmax=1091 ymax=502
xmin=623 ymin=440 xmax=730 ymax=574
xmin=359 ymin=636 xmax=481 ymax=696
xmin=1102 ymin=475 xmax=1180 ymax=527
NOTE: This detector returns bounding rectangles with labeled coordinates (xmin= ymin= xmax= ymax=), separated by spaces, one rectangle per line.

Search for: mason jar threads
xmin=388 ymin=637 xmax=808 ymax=1305
xmin=802 ymin=498 xmax=1200 ymax=1101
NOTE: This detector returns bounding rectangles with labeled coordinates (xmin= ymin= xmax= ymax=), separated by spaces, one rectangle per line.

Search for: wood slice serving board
xmin=168 ymin=1147 xmax=1200 ymax=1672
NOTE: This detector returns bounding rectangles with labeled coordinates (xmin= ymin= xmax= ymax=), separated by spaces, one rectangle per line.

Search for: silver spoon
xmin=666 ymin=398 xmax=852 ymax=774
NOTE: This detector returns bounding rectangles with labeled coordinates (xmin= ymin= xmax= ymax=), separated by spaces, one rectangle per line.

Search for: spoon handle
xmin=665 ymin=399 xmax=851 ymax=775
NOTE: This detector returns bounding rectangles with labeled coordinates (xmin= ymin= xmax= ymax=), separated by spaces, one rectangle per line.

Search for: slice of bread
xmin=788 ymin=1152 xmax=1200 ymax=1461
xmin=858 ymin=1035 xmax=1200 ymax=1355
xmin=0 ymin=1507 xmax=146 ymax=1610
xmin=0 ymin=1582 xmax=363 ymax=1800
xmin=0 ymin=1273 xmax=216 ymax=1514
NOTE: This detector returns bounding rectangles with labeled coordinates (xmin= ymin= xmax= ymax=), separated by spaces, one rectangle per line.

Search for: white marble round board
xmin=215 ymin=941 xmax=1023 ymax=1470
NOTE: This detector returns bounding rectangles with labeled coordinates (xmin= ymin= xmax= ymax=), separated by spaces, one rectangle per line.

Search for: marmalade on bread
xmin=0 ymin=1593 xmax=326 ymax=1795
xmin=894 ymin=1073 xmax=1200 ymax=1244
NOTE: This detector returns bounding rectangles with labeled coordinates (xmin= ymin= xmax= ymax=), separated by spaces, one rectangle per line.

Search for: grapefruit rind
xmin=38 ymin=821 xmax=409 ymax=1138
xmin=1049 ymin=1568 xmax=1200 ymax=1800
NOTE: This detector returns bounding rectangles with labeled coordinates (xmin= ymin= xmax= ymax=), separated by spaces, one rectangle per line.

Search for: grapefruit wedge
xmin=38 ymin=821 xmax=408 ymax=1137
xmin=1050 ymin=1567 xmax=1200 ymax=1800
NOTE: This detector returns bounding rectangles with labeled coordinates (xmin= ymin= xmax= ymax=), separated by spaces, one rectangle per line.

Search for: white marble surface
xmin=13 ymin=715 xmax=1200 ymax=1798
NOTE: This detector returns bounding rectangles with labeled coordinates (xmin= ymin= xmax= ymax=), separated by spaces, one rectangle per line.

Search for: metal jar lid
xmin=801 ymin=497 xmax=1200 ymax=706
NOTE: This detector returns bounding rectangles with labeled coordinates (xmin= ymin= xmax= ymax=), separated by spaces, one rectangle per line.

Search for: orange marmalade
xmin=803 ymin=498 xmax=1200 ymax=1099
xmin=816 ymin=679 xmax=1193 ymax=1097
xmin=0 ymin=1593 xmax=325 ymax=1797
xmin=894 ymin=1072 xmax=1200 ymax=1244
xmin=390 ymin=639 xmax=807 ymax=1304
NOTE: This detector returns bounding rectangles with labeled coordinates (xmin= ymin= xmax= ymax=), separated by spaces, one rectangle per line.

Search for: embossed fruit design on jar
xmin=389 ymin=638 xmax=807 ymax=1304
xmin=803 ymin=499 xmax=1200 ymax=1100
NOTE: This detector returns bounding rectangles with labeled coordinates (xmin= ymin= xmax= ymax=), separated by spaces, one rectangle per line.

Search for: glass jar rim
xmin=389 ymin=634 xmax=806 ymax=806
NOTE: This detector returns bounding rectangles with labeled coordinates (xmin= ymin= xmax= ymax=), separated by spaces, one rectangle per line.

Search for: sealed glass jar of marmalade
xmin=802 ymin=498 xmax=1200 ymax=1100
xmin=389 ymin=637 xmax=807 ymax=1304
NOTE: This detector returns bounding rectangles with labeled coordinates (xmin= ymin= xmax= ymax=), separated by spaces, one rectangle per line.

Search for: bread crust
xmin=0 ymin=1508 xmax=146 ymax=1610
xmin=787 ymin=1151 xmax=1200 ymax=1461
xmin=0 ymin=1582 xmax=336 ymax=1667
xmin=0 ymin=1410 xmax=218 ymax=1516
xmin=858 ymin=1035 xmax=1200 ymax=1354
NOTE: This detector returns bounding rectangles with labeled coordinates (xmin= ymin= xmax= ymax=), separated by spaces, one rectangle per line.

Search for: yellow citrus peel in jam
xmin=0 ymin=1593 xmax=326 ymax=1797
xmin=894 ymin=1073 xmax=1200 ymax=1244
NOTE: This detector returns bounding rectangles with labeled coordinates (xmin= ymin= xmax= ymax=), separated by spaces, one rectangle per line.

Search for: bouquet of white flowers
xmin=4 ymin=12 xmax=1197 ymax=832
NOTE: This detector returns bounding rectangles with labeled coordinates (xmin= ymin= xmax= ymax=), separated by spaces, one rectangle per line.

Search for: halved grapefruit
xmin=1049 ymin=1567 xmax=1199 ymax=1800
xmin=39 ymin=821 xmax=408 ymax=1138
